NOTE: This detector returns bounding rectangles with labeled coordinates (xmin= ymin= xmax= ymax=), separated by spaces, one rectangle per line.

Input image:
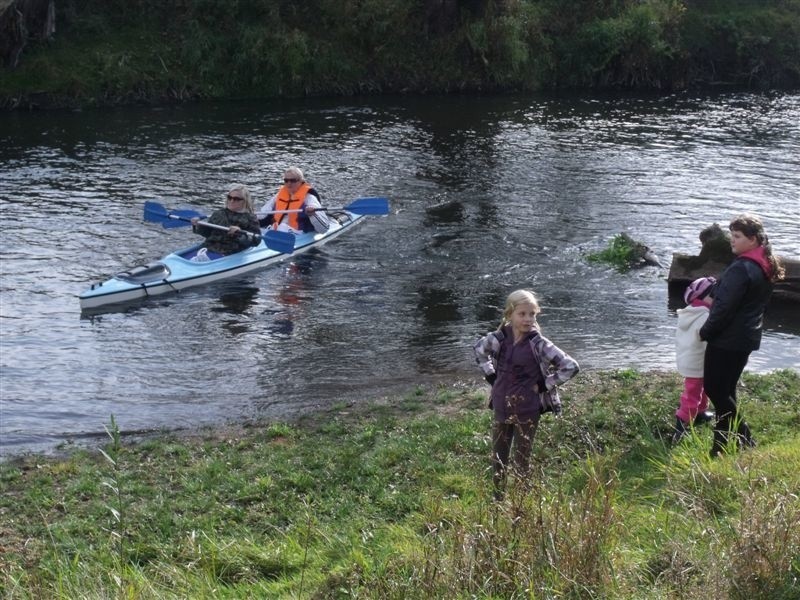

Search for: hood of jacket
xmin=677 ymin=305 xmax=710 ymax=331
xmin=739 ymin=246 xmax=772 ymax=279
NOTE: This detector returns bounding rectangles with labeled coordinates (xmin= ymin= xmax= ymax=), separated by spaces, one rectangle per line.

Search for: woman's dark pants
xmin=703 ymin=346 xmax=754 ymax=456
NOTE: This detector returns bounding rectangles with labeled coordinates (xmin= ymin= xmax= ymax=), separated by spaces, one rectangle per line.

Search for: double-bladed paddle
xmin=260 ymin=196 xmax=389 ymax=216
xmin=143 ymin=201 xmax=295 ymax=254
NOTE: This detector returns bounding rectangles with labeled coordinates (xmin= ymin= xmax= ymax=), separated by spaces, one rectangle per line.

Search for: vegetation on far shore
xmin=2 ymin=0 xmax=799 ymax=109
xmin=2 ymin=369 xmax=799 ymax=598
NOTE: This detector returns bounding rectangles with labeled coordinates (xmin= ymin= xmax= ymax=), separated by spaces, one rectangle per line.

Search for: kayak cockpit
xmin=113 ymin=263 xmax=171 ymax=284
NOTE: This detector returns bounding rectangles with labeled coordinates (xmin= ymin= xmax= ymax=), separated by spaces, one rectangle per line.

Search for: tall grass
xmin=1 ymin=370 xmax=798 ymax=598
xmin=406 ymin=456 xmax=619 ymax=598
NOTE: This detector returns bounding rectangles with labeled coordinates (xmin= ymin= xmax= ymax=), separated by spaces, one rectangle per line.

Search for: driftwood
xmin=668 ymin=223 xmax=800 ymax=304
xmin=590 ymin=233 xmax=663 ymax=270
xmin=619 ymin=233 xmax=664 ymax=268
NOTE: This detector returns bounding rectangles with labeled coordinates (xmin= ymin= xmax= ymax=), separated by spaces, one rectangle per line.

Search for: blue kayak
xmin=79 ymin=212 xmax=365 ymax=312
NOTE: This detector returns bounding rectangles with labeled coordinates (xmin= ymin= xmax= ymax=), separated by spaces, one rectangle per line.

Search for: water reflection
xmin=213 ymin=286 xmax=260 ymax=335
xmin=424 ymin=200 xmax=467 ymax=225
xmin=262 ymin=254 xmax=323 ymax=337
xmin=400 ymin=96 xmax=507 ymax=193
xmin=416 ymin=286 xmax=463 ymax=325
xmin=404 ymin=283 xmax=468 ymax=374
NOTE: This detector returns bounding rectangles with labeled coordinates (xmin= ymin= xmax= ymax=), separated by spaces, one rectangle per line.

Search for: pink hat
xmin=684 ymin=276 xmax=716 ymax=304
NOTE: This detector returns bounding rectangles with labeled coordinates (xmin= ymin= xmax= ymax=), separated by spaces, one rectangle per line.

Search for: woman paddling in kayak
xmin=257 ymin=166 xmax=331 ymax=234
xmin=190 ymin=184 xmax=262 ymax=258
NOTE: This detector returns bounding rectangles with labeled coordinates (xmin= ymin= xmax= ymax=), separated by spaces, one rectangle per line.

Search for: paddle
xmin=143 ymin=201 xmax=295 ymax=254
xmin=260 ymin=196 xmax=389 ymax=216
xmin=144 ymin=202 xmax=206 ymax=228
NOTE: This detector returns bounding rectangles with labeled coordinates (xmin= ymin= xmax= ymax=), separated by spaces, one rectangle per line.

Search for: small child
xmin=673 ymin=276 xmax=716 ymax=443
xmin=474 ymin=289 xmax=579 ymax=498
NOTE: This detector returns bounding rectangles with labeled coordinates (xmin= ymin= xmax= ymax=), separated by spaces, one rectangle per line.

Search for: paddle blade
xmin=143 ymin=201 xmax=169 ymax=222
xmin=344 ymin=197 xmax=389 ymax=215
xmin=160 ymin=207 xmax=206 ymax=228
xmin=161 ymin=218 xmax=190 ymax=229
xmin=144 ymin=201 xmax=206 ymax=228
xmin=263 ymin=230 xmax=295 ymax=254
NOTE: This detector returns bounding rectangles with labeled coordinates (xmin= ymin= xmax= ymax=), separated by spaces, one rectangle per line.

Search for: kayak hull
xmin=79 ymin=213 xmax=364 ymax=311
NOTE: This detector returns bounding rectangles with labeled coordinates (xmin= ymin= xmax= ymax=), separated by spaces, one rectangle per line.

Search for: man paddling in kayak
xmin=190 ymin=184 xmax=262 ymax=257
xmin=257 ymin=166 xmax=331 ymax=234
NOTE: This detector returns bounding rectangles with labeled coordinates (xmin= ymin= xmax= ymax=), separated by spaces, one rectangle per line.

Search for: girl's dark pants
xmin=703 ymin=346 xmax=754 ymax=455
xmin=492 ymin=418 xmax=540 ymax=496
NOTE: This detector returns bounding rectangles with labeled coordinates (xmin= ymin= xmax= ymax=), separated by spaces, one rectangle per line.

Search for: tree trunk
xmin=1 ymin=0 xmax=55 ymax=69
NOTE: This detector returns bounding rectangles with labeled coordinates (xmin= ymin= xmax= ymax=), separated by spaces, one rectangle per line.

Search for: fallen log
xmin=668 ymin=223 xmax=800 ymax=305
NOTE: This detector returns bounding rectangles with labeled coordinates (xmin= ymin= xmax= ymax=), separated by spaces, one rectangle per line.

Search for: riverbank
xmin=1 ymin=369 xmax=798 ymax=598
xmin=2 ymin=0 xmax=799 ymax=110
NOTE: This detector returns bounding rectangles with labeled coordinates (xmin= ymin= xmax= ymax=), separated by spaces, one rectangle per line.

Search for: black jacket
xmin=699 ymin=257 xmax=772 ymax=352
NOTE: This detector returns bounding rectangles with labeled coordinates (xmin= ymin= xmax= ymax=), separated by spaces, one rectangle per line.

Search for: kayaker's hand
xmin=227 ymin=225 xmax=241 ymax=236
xmin=305 ymin=206 xmax=317 ymax=215
xmin=191 ymin=217 xmax=200 ymax=226
xmin=234 ymin=231 xmax=251 ymax=246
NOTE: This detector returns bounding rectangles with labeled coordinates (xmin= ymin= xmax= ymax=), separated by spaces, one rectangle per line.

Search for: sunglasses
xmin=227 ymin=195 xmax=244 ymax=202
xmin=283 ymin=178 xmax=299 ymax=183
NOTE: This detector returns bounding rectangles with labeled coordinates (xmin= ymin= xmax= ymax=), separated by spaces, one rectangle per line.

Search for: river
xmin=1 ymin=91 xmax=799 ymax=457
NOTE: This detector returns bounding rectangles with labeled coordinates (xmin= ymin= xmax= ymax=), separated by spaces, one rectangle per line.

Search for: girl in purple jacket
xmin=474 ymin=289 xmax=580 ymax=498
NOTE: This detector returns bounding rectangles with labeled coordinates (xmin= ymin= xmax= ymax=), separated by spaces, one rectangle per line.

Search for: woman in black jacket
xmin=699 ymin=214 xmax=784 ymax=456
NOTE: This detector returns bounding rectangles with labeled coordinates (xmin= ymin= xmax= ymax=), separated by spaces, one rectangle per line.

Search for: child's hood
xmin=676 ymin=305 xmax=709 ymax=331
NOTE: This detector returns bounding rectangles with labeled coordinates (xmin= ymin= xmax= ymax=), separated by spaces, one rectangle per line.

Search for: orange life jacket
xmin=273 ymin=183 xmax=313 ymax=231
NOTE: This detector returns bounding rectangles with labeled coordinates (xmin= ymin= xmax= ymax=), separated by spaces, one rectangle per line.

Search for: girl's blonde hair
xmin=227 ymin=183 xmax=254 ymax=214
xmin=729 ymin=214 xmax=785 ymax=282
xmin=500 ymin=289 xmax=541 ymax=328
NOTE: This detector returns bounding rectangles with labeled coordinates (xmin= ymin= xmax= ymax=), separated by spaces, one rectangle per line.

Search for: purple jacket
xmin=474 ymin=326 xmax=580 ymax=421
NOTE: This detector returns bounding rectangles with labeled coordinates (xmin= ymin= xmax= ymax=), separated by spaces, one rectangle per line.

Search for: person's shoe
xmin=693 ymin=411 xmax=715 ymax=426
xmin=710 ymin=428 xmax=729 ymax=458
xmin=737 ymin=435 xmax=757 ymax=450
xmin=672 ymin=417 xmax=688 ymax=444
xmin=736 ymin=420 xmax=757 ymax=450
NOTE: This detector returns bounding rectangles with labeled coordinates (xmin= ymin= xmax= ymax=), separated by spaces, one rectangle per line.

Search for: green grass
xmin=1 ymin=369 xmax=798 ymax=598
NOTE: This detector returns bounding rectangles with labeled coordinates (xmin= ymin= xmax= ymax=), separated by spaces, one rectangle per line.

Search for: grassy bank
xmin=1 ymin=369 xmax=799 ymax=598
xmin=2 ymin=0 xmax=799 ymax=109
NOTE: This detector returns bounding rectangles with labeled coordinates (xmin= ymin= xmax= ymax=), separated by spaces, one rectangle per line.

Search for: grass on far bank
xmin=1 ymin=369 xmax=799 ymax=599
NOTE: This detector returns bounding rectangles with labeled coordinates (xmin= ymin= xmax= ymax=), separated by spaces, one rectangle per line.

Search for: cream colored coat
xmin=675 ymin=305 xmax=710 ymax=378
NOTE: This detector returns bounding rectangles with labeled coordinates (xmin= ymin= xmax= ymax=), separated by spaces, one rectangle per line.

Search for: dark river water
xmin=1 ymin=91 xmax=799 ymax=457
